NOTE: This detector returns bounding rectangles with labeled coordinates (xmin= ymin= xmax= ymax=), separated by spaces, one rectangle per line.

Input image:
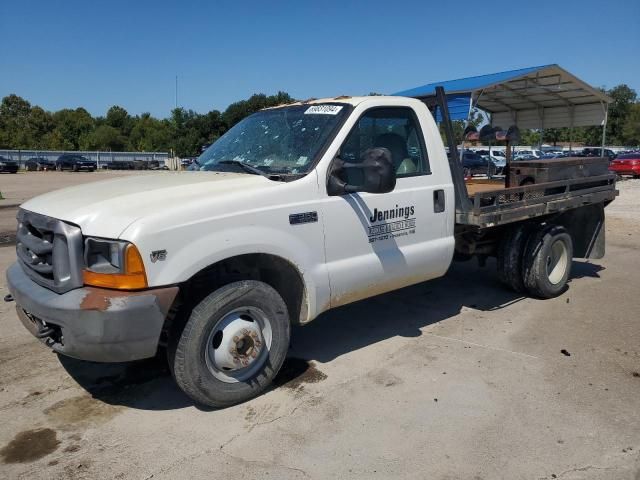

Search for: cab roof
xmin=265 ymin=95 xmax=409 ymax=109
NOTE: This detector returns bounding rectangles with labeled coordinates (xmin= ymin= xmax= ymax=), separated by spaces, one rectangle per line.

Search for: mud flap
xmin=553 ymin=203 xmax=605 ymax=259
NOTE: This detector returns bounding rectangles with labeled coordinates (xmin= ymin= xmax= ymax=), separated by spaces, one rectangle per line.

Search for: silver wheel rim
xmin=546 ymin=239 xmax=568 ymax=285
xmin=204 ymin=307 xmax=273 ymax=384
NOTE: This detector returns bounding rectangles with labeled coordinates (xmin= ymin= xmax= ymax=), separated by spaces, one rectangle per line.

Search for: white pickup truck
xmin=7 ymin=88 xmax=617 ymax=407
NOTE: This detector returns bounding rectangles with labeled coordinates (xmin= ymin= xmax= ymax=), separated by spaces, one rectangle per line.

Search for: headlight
xmin=0 ymin=162 xmax=6 ymax=166
xmin=83 ymin=238 xmax=148 ymax=290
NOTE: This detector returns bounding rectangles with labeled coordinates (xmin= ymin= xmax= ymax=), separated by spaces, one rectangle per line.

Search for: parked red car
xmin=609 ymin=153 xmax=640 ymax=178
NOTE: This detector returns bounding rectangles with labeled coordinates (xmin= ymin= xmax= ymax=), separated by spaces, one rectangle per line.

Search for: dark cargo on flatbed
xmin=509 ymin=157 xmax=611 ymax=186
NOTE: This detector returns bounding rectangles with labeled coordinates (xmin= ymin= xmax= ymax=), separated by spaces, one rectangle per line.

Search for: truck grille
xmin=16 ymin=209 xmax=83 ymax=293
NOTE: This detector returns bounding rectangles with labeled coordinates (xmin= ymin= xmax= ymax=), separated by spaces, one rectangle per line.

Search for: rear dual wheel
xmin=498 ymin=224 xmax=573 ymax=299
xmin=497 ymin=224 xmax=532 ymax=293
xmin=522 ymin=225 xmax=572 ymax=298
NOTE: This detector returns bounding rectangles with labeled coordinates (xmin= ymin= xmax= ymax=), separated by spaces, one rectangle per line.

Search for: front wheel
xmin=170 ymin=280 xmax=290 ymax=408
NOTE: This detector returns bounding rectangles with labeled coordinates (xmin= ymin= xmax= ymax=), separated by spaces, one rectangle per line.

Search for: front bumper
xmin=0 ymin=165 xmax=19 ymax=173
xmin=6 ymin=262 xmax=178 ymax=362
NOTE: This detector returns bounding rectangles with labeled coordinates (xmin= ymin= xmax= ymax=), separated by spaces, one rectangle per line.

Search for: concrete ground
xmin=0 ymin=173 xmax=639 ymax=480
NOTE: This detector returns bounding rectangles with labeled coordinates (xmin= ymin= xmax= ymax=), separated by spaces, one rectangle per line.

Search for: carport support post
xmin=569 ymin=106 xmax=575 ymax=154
xmin=601 ymin=102 xmax=609 ymax=157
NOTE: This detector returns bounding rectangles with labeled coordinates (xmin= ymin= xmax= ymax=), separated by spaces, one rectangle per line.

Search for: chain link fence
xmin=0 ymin=150 xmax=169 ymax=169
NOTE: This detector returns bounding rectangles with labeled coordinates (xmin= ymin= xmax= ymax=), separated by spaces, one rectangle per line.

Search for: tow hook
xmin=35 ymin=326 xmax=56 ymax=339
xmin=3 ymin=294 xmax=13 ymax=302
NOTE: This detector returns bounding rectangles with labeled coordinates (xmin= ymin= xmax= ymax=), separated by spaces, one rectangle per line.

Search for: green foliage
xmin=222 ymin=92 xmax=294 ymax=128
xmin=605 ymin=84 xmax=637 ymax=144
xmin=521 ymin=129 xmax=541 ymax=146
xmin=0 ymin=91 xmax=295 ymax=157
xmin=81 ymin=125 xmax=126 ymax=151
xmin=50 ymin=108 xmax=95 ymax=150
xmin=2 ymin=84 xmax=637 ymax=156
xmin=622 ymin=103 xmax=640 ymax=145
xmin=439 ymin=109 xmax=484 ymax=145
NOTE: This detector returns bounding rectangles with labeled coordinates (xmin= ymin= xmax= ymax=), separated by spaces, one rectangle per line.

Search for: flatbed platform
xmin=458 ymin=174 xmax=618 ymax=228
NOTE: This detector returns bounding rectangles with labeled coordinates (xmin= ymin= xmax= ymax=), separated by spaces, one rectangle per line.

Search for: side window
xmin=339 ymin=107 xmax=430 ymax=183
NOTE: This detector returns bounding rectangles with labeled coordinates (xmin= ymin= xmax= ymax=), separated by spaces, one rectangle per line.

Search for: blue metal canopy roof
xmin=393 ymin=64 xmax=612 ymax=128
xmin=393 ymin=65 xmax=553 ymax=98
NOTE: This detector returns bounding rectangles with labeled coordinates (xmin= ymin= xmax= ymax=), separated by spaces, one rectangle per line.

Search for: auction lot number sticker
xmin=305 ymin=105 xmax=343 ymax=115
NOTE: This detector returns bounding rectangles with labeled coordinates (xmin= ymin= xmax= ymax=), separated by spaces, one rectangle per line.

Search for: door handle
xmin=434 ymin=189 xmax=445 ymax=213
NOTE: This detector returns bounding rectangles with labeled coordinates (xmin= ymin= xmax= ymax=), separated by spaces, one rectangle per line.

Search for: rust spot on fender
xmin=79 ymin=286 xmax=178 ymax=313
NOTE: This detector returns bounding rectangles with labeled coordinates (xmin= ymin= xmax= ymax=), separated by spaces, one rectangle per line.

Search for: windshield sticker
xmin=304 ymin=105 xmax=343 ymax=115
xmin=296 ymin=156 xmax=308 ymax=165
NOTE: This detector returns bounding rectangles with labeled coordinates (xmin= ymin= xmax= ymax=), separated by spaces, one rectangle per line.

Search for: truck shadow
xmin=290 ymin=258 xmax=522 ymax=363
xmin=57 ymin=259 xmax=602 ymax=411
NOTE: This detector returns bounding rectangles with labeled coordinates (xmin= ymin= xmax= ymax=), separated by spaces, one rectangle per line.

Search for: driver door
xmin=321 ymin=106 xmax=453 ymax=307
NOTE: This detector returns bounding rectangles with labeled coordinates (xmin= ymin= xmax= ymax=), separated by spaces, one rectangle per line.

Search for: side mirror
xmin=327 ymin=147 xmax=396 ymax=196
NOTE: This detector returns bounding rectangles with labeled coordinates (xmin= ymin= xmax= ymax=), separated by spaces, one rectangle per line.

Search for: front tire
xmin=170 ymin=280 xmax=290 ymax=408
xmin=522 ymin=225 xmax=573 ymax=298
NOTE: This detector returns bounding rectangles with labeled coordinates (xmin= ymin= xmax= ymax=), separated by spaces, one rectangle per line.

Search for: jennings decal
xmin=368 ymin=205 xmax=416 ymax=243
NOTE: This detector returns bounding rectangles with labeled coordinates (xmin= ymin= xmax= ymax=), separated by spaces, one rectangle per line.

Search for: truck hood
xmin=21 ymin=172 xmax=277 ymax=238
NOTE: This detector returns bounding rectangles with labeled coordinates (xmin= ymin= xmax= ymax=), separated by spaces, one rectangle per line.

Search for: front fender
xmin=136 ymin=224 xmax=329 ymax=322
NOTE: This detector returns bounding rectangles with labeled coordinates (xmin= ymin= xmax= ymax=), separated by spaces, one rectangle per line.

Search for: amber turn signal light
xmin=83 ymin=244 xmax=148 ymax=290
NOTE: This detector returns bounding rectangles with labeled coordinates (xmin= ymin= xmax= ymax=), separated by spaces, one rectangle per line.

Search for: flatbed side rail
xmin=457 ymin=174 xmax=618 ymax=227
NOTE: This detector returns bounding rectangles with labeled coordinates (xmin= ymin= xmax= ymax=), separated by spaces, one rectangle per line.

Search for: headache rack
xmin=433 ymin=86 xmax=619 ymax=229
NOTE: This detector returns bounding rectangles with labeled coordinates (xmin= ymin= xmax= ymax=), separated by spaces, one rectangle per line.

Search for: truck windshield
xmin=196 ymin=104 xmax=349 ymax=176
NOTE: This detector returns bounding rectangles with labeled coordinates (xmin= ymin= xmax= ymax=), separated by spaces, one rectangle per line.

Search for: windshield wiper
xmin=218 ymin=160 xmax=269 ymax=177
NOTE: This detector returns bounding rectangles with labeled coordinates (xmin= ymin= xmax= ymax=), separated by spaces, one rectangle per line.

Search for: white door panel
xmin=320 ymin=104 xmax=454 ymax=307
xmin=322 ymin=176 xmax=452 ymax=307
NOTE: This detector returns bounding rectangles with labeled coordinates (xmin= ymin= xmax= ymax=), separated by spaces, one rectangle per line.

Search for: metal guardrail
xmin=0 ymin=150 xmax=169 ymax=168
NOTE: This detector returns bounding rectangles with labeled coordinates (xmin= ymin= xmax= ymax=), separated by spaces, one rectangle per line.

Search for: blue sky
xmin=1 ymin=0 xmax=638 ymax=118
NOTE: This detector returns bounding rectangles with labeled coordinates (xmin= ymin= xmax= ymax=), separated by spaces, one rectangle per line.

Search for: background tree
xmin=622 ymin=103 xmax=640 ymax=145
xmin=0 ymin=94 xmax=33 ymax=148
xmin=3 ymin=84 xmax=635 ymax=155
xmin=605 ymin=84 xmax=637 ymax=144
xmin=81 ymin=125 xmax=126 ymax=151
xmin=222 ymin=92 xmax=294 ymax=128
xmin=128 ymin=113 xmax=172 ymax=152
xmin=50 ymin=108 xmax=95 ymax=150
